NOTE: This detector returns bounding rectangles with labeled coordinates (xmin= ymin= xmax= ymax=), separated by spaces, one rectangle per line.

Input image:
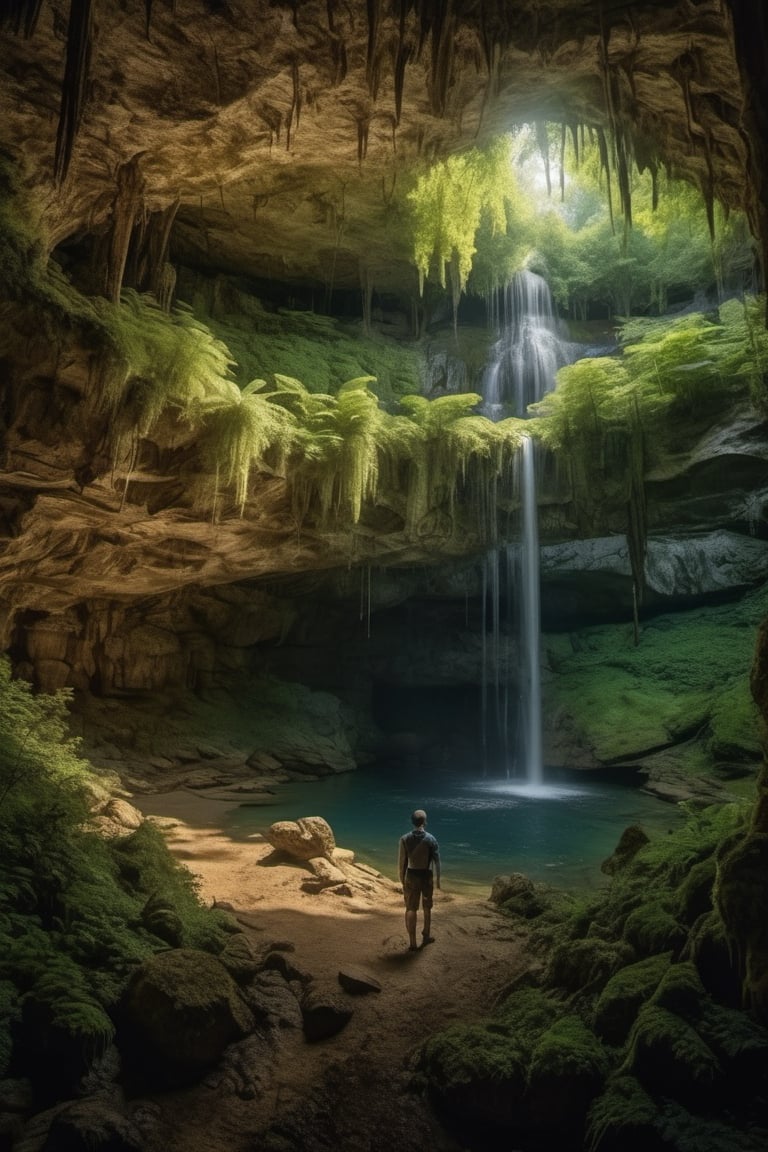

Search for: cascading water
xmin=480 ymin=270 xmax=574 ymax=787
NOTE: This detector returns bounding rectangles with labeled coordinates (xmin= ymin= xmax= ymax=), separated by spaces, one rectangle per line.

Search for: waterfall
xmin=480 ymin=270 xmax=573 ymax=784
xmin=519 ymin=435 xmax=543 ymax=786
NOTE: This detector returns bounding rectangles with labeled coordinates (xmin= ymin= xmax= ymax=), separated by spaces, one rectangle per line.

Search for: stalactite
xmin=560 ymin=122 xmax=566 ymax=201
xmin=104 ymin=157 xmax=146 ymax=305
xmin=330 ymin=35 xmax=347 ymax=85
xmin=360 ymin=262 xmax=373 ymax=334
xmin=393 ymin=0 xmax=411 ymax=125
xmin=596 ymin=126 xmax=615 ymax=234
xmin=429 ymin=1 xmax=456 ymax=117
xmin=535 ymin=120 xmax=551 ymax=197
xmin=144 ymin=0 xmax=152 ymax=38
xmin=0 ymin=0 xmax=43 ymax=37
xmin=365 ymin=0 xmax=380 ymax=96
xmin=356 ymin=116 xmax=370 ymax=164
xmin=54 ymin=0 xmax=94 ymax=186
xmin=287 ymin=57 xmax=302 ymax=149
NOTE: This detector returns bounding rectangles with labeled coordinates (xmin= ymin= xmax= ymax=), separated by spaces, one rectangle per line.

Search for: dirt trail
xmin=137 ymin=794 xmax=530 ymax=1152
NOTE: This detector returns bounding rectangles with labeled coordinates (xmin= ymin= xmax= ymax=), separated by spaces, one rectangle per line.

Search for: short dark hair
xmin=411 ymin=809 xmax=427 ymax=826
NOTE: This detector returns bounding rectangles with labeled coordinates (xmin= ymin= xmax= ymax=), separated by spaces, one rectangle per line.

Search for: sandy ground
xmin=134 ymin=790 xmax=532 ymax=1152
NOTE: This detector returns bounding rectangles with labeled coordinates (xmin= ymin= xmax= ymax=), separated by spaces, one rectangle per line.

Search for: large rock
xmin=119 ymin=949 xmax=255 ymax=1087
xmin=40 ymin=1101 xmax=144 ymax=1152
xmin=300 ymin=985 xmax=353 ymax=1043
xmin=266 ymin=817 xmax=336 ymax=861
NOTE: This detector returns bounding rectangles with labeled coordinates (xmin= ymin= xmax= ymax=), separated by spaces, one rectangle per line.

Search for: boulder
xmin=306 ymin=858 xmax=348 ymax=887
xmin=601 ymin=825 xmax=651 ymax=875
xmin=40 ymin=1100 xmax=144 ymax=1152
xmin=119 ymin=949 xmax=254 ymax=1087
xmin=266 ymin=816 xmax=336 ymax=861
xmin=300 ymin=985 xmax=354 ymax=1042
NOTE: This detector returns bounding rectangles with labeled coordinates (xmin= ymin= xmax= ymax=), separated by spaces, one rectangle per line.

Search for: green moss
xmin=529 ymin=1014 xmax=610 ymax=1081
xmin=594 ymin=953 xmax=672 ymax=1045
xmin=656 ymin=1099 xmax=766 ymax=1152
xmin=714 ymin=831 xmax=768 ymax=952
xmin=622 ymin=899 xmax=687 ymax=958
xmin=708 ymin=681 xmax=764 ymax=762
xmin=548 ymin=937 xmax=636 ymax=993
xmin=495 ymin=986 xmax=563 ymax=1045
xmin=545 ymin=586 xmax=768 ymax=778
xmin=623 ymin=1003 xmax=720 ymax=1098
xmin=419 ymin=1021 xmax=527 ymax=1091
xmin=676 ymin=856 xmax=716 ymax=925
xmin=202 ymin=301 xmax=424 ymax=402
xmin=649 ymin=961 xmax=706 ymax=1020
xmin=587 ymin=1074 xmax=665 ymax=1152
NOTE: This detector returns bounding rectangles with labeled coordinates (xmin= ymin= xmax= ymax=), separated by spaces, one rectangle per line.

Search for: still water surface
xmin=221 ymin=765 xmax=682 ymax=895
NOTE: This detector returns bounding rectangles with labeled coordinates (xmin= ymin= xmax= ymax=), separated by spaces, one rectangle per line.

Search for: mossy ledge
xmin=416 ymin=794 xmax=768 ymax=1151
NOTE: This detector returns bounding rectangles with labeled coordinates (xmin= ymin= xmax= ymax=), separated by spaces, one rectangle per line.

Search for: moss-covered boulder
xmin=489 ymin=873 xmax=544 ymax=917
xmin=526 ymin=1014 xmax=610 ymax=1138
xmin=593 ymin=953 xmax=672 ymax=1045
xmin=601 ymin=825 xmax=651 ymax=875
xmin=119 ymin=948 xmax=254 ymax=1086
xmin=547 ymin=936 xmax=635 ymax=993
xmin=587 ymin=1074 xmax=668 ymax=1152
xmin=681 ymin=910 xmax=741 ymax=1005
xmin=676 ymin=856 xmax=716 ymax=925
xmin=623 ymin=1003 xmax=721 ymax=1104
xmin=418 ymin=1022 xmax=527 ymax=1133
xmin=622 ymin=898 xmax=688 ymax=958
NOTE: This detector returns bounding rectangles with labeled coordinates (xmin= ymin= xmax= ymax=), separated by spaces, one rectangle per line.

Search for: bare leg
xmin=405 ymin=909 xmax=418 ymax=949
xmin=422 ymin=907 xmax=434 ymax=943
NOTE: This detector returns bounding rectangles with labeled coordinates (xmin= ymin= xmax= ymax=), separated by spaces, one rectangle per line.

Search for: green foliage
xmin=0 ymin=659 xmax=231 ymax=1095
xmin=408 ymin=137 xmax=521 ymax=304
xmin=200 ymin=297 xmax=423 ymax=403
xmin=0 ymin=658 xmax=91 ymax=815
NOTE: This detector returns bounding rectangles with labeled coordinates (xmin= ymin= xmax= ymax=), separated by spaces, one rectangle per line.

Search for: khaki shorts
xmin=404 ymin=869 xmax=434 ymax=911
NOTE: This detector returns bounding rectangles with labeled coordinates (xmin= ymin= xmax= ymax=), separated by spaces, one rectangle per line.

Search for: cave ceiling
xmin=1 ymin=1 xmax=764 ymax=298
xmin=1 ymin=1 xmax=768 ymax=679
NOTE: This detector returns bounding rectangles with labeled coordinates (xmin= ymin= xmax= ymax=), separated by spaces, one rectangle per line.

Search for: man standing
xmin=398 ymin=808 xmax=441 ymax=951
